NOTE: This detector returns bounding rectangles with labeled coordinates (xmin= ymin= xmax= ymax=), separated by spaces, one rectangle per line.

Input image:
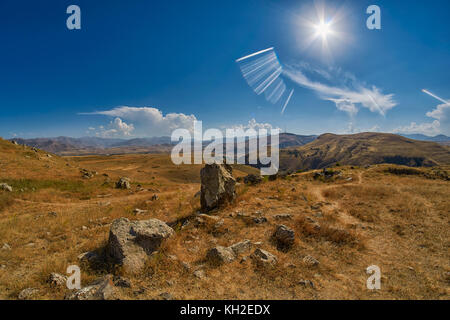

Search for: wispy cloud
xmin=283 ymin=64 xmax=397 ymax=117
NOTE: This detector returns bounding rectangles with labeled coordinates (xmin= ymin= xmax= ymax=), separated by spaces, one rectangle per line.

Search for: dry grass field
xmin=0 ymin=138 xmax=449 ymax=300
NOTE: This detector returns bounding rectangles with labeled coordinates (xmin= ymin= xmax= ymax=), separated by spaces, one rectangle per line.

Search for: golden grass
xmin=0 ymin=140 xmax=449 ymax=300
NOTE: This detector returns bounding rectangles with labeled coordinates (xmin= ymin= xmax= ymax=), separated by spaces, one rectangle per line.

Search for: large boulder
xmin=200 ymin=164 xmax=236 ymax=212
xmin=107 ymin=218 xmax=174 ymax=273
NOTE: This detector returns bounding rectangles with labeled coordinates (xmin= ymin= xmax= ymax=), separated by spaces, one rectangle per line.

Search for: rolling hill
xmin=280 ymin=132 xmax=450 ymax=172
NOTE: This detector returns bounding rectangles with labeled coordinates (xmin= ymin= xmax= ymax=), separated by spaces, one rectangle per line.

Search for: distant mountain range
xmin=399 ymin=134 xmax=450 ymax=143
xmin=8 ymin=132 xmax=450 ymax=155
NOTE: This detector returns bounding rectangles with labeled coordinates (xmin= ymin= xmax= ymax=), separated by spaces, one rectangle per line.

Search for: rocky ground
xmin=0 ymin=139 xmax=449 ymax=300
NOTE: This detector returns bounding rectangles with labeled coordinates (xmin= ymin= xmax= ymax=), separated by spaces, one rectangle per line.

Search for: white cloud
xmin=83 ymin=106 xmax=198 ymax=136
xmin=95 ymin=117 xmax=135 ymax=138
xmin=393 ymin=102 xmax=450 ymax=136
xmin=284 ymin=65 xmax=397 ymax=117
xmin=231 ymin=118 xmax=279 ymax=132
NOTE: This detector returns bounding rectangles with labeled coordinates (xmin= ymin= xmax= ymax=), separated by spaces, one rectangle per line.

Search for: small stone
xmin=159 ymin=292 xmax=173 ymax=300
xmin=133 ymin=208 xmax=148 ymax=215
xmin=65 ymin=275 xmax=115 ymax=300
xmin=229 ymin=240 xmax=252 ymax=255
xmin=78 ymin=251 xmax=100 ymax=263
xmin=18 ymin=288 xmax=39 ymax=300
xmin=48 ymin=211 xmax=57 ymax=217
xmin=298 ymin=279 xmax=315 ymax=288
xmin=47 ymin=273 xmax=67 ymax=287
xmin=303 ymin=255 xmax=319 ymax=267
xmin=251 ymin=248 xmax=277 ymax=267
xmin=0 ymin=183 xmax=12 ymax=192
xmin=113 ymin=276 xmax=131 ymax=288
xmin=2 ymin=243 xmax=11 ymax=250
xmin=274 ymin=214 xmax=293 ymax=220
xmin=193 ymin=270 xmax=206 ymax=279
xmin=81 ymin=226 xmax=88 ymax=231
xmin=151 ymin=194 xmax=159 ymax=201
xmin=206 ymin=246 xmax=236 ymax=265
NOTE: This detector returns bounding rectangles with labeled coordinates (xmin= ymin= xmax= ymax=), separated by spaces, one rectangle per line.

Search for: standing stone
xmin=107 ymin=218 xmax=174 ymax=273
xmin=200 ymin=164 xmax=236 ymax=212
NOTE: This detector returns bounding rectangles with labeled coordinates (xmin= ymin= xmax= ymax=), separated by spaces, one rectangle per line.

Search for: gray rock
xmin=0 ymin=183 xmax=12 ymax=192
xmin=274 ymin=225 xmax=295 ymax=248
xmin=151 ymin=194 xmax=159 ymax=201
xmin=159 ymin=292 xmax=173 ymax=300
xmin=107 ymin=217 xmax=174 ymax=273
xmin=65 ymin=275 xmax=115 ymax=300
xmin=115 ymin=177 xmax=131 ymax=189
xmin=113 ymin=276 xmax=131 ymax=288
xmin=229 ymin=240 xmax=252 ymax=255
xmin=2 ymin=243 xmax=11 ymax=250
xmin=206 ymin=246 xmax=236 ymax=265
xmin=18 ymin=288 xmax=39 ymax=300
xmin=200 ymin=164 xmax=236 ymax=212
xmin=47 ymin=273 xmax=67 ymax=287
xmin=251 ymin=248 xmax=277 ymax=267
xmin=298 ymin=279 xmax=315 ymax=288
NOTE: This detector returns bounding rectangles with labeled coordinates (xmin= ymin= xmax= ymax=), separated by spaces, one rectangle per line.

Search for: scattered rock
xmin=206 ymin=246 xmax=236 ymax=265
xmin=133 ymin=208 xmax=148 ymax=215
xmin=151 ymin=194 xmax=159 ymax=201
xmin=11 ymin=140 xmax=18 ymax=145
xmin=0 ymin=183 xmax=12 ymax=192
xmin=2 ymin=243 xmax=11 ymax=250
xmin=159 ymin=292 xmax=173 ymax=300
xmin=48 ymin=211 xmax=57 ymax=217
xmin=243 ymin=174 xmax=263 ymax=185
xmin=229 ymin=240 xmax=252 ymax=255
xmin=47 ymin=273 xmax=67 ymax=287
xmin=303 ymin=255 xmax=319 ymax=267
xmin=113 ymin=276 xmax=131 ymax=288
xmin=298 ymin=279 xmax=315 ymax=289
xmin=251 ymin=249 xmax=277 ymax=267
xmin=65 ymin=275 xmax=115 ymax=300
xmin=193 ymin=269 xmax=206 ymax=279
xmin=107 ymin=217 xmax=174 ymax=273
xmin=273 ymin=225 xmax=295 ymax=249
xmin=115 ymin=177 xmax=131 ymax=189
xmin=200 ymin=164 xmax=236 ymax=212
xmin=253 ymin=217 xmax=268 ymax=224
xmin=78 ymin=251 xmax=100 ymax=263
xmin=81 ymin=226 xmax=88 ymax=231
xmin=18 ymin=288 xmax=39 ymax=300
xmin=274 ymin=214 xmax=293 ymax=220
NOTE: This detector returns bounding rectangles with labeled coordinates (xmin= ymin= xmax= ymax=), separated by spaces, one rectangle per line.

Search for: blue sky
xmin=0 ymin=0 xmax=449 ymax=138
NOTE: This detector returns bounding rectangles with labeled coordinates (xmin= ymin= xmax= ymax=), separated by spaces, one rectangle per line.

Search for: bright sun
xmin=315 ymin=22 xmax=331 ymax=38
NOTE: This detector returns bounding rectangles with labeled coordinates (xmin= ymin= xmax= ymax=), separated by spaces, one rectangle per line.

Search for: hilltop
xmin=280 ymin=132 xmax=450 ymax=172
